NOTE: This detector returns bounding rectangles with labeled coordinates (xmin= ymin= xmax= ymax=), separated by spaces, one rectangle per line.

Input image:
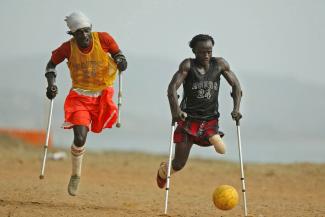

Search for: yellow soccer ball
xmin=212 ymin=185 xmax=239 ymax=210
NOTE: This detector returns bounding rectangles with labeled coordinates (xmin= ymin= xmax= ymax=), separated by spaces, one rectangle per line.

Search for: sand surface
xmin=0 ymin=135 xmax=324 ymax=217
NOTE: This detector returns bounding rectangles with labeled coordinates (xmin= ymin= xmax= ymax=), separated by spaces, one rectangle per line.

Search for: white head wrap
xmin=65 ymin=11 xmax=91 ymax=33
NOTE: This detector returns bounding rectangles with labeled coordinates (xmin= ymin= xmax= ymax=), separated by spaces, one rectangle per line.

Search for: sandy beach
xmin=0 ymin=134 xmax=324 ymax=217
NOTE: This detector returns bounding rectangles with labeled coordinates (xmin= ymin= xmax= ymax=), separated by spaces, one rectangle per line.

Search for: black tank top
xmin=180 ymin=58 xmax=221 ymax=120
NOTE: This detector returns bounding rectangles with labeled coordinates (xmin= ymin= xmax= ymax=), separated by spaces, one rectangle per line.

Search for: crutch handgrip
xmin=50 ymin=85 xmax=58 ymax=92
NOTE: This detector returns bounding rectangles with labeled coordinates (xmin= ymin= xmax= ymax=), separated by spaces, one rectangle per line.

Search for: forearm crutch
xmin=164 ymin=121 xmax=176 ymax=214
xmin=235 ymin=120 xmax=248 ymax=216
xmin=116 ymin=72 xmax=122 ymax=128
xmin=39 ymin=99 xmax=54 ymax=179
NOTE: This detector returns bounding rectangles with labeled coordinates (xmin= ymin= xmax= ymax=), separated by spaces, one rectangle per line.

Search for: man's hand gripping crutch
xmin=113 ymin=52 xmax=127 ymax=128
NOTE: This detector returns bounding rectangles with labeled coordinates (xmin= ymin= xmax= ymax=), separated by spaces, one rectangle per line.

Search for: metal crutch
xmin=235 ymin=119 xmax=248 ymax=216
xmin=164 ymin=120 xmax=176 ymax=214
xmin=39 ymin=99 xmax=54 ymax=179
xmin=116 ymin=71 xmax=122 ymax=128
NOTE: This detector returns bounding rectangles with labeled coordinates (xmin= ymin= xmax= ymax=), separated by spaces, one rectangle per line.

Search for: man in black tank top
xmin=156 ymin=34 xmax=242 ymax=189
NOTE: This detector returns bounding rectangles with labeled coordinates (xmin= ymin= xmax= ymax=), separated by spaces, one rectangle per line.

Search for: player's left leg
xmin=209 ymin=134 xmax=226 ymax=154
xmin=204 ymin=119 xmax=226 ymax=154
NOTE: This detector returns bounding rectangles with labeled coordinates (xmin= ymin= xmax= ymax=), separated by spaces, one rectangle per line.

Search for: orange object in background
xmin=0 ymin=128 xmax=52 ymax=148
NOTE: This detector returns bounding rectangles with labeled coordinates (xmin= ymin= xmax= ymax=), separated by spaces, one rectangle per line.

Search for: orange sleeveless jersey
xmin=67 ymin=32 xmax=118 ymax=91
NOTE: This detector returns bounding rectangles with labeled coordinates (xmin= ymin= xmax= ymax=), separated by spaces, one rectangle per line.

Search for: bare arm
xmin=219 ymin=58 xmax=242 ymax=122
xmin=45 ymin=59 xmax=58 ymax=99
xmin=45 ymin=59 xmax=57 ymax=86
xmin=167 ymin=59 xmax=190 ymax=122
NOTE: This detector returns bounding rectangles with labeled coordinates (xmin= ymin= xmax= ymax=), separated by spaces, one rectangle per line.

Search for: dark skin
xmin=167 ymin=40 xmax=242 ymax=170
xmin=45 ymin=27 xmax=126 ymax=147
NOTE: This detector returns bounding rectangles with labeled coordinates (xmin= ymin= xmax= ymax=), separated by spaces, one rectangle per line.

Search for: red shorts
xmin=174 ymin=119 xmax=224 ymax=147
xmin=62 ymin=87 xmax=117 ymax=133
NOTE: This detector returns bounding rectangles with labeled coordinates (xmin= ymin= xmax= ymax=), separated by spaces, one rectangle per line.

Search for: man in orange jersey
xmin=45 ymin=11 xmax=127 ymax=196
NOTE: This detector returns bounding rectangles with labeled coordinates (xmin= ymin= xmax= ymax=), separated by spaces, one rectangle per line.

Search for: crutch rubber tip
xmin=39 ymin=175 xmax=44 ymax=179
xmin=116 ymin=123 xmax=121 ymax=128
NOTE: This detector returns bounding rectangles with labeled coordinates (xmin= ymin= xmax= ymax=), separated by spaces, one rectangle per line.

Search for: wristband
xmin=45 ymin=69 xmax=57 ymax=78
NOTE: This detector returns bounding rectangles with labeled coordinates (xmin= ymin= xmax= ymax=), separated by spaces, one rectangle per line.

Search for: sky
xmin=0 ymin=0 xmax=324 ymax=163
xmin=1 ymin=0 xmax=325 ymax=84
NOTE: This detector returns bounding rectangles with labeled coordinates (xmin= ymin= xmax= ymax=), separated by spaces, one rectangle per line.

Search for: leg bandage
xmin=71 ymin=144 xmax=85 ymax=176
xmin=158 ymin=162 xmax=175 ymax=179
xmin=209 ymin=134 xmax=226 ymax=154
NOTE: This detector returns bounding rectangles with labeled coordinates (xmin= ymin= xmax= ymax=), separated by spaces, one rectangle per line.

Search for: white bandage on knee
xmin=209 ymin=134 xmax=226 ymax=154
xmin=71 ymin=144 xmax=85 ymax=176
xmin=158 ymin=162 xmax=175 ymax=179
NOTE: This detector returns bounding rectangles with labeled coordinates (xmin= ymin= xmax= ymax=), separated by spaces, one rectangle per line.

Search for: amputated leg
xmin=209 ymin=134 xmax=226 ymax=154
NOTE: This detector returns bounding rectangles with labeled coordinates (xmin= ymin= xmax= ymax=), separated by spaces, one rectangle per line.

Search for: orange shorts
xmin=62 ymin=87 xmax=117 ymax=133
